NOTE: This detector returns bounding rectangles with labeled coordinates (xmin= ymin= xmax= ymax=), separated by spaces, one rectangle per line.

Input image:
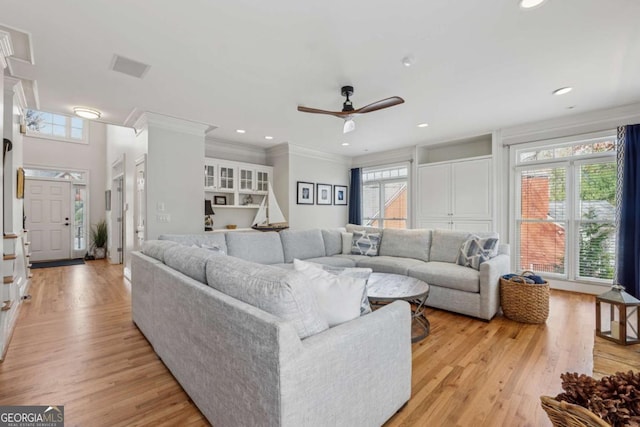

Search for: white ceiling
xmin=2 ymin=0 xmax=640 ymax=155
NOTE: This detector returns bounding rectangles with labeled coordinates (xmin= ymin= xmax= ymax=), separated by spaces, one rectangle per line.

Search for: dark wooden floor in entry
xmin=0 ymin=261 xmax=620 ymax=426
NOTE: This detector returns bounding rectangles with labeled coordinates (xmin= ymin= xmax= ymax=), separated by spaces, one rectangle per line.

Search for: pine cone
xmin=588 ymin=371 xmax=640 ymax=427
xmin=554 ymin=371 xmax=640 ymax=427
xmin=557 ymin=372 xmax=599 ymax=406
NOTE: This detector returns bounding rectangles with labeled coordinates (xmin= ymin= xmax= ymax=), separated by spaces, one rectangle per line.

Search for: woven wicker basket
xmin=540 ymin=396 xmax=610 ymax=427
xmin=500 ymin=271 xmax=549 ymax=324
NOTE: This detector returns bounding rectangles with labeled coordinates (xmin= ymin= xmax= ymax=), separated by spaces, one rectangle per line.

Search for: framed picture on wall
xmin=316 ymin=183 xmax=332 ymax=205
xmin=334 ymin=185 xmax=347 ymax=205
xmin=16 ymin=167 xmax=24 ymax=199
xmin=214 ymin=195 xmax=227 ymax=205
xmin=297 ymin=181 xmax=314 ymax=205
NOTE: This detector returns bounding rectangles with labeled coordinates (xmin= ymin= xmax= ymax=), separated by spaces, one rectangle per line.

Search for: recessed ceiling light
xmin=519 ymin=0 xmax=546 ymax=9
xmin=341 ymin=142 xmax=350 ymax=146
xmin=236 ymin=129 xmax=246 ymax=134
xmin=417 ymin=123 xmax=429 ymax=128
xmin=73 ymin=107 xmax=101 ymax=120
xmin=552 ymin=87 xmax=573 ymax=96
xmin=264 ymin=136 xmax=273 ymax=140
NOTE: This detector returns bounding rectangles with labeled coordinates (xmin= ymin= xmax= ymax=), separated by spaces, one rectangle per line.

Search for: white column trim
xmin=4 ymin=76 xmax=27 ymax=112
xmin=0 ymin=30 xmax=14 ymax=69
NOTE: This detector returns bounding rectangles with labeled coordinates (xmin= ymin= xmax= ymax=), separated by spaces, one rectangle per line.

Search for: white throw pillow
xmin=341 ymin=232 xmax=353 ymax=254
xmin=293 ymin=258 xmax=365 ymax=327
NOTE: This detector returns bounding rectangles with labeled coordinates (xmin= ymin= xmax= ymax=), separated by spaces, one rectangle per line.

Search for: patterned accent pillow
xmin=191 ymin=243 xmax=226 ymax=255
xmin=351 ymin=231 xmax=381 ymax=256
xmin=456 ymin=235 xmax=499 ymax=270
xmin=305 ymin=261 xmax=373 ymax=315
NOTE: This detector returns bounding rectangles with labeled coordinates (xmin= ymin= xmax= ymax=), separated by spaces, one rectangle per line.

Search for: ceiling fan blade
xmin=297 ymin=105 xmax=349 ymax=119
xmin=353 ymin=96 xmax=405 ymax=115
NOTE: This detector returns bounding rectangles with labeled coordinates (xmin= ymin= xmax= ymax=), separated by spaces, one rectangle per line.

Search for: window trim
xmin=510 ymin=131 xmax=616 ymax=285
xmin=25 ymin=110 xmax=89 ymax=144
xmin=361 ymin=162 xmax=410 ymax=229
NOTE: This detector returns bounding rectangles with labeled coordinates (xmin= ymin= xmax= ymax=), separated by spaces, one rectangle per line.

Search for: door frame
xmin=109 ymin=154 xmax=126 ymax=265
xmin=134 ymin=155 xmax=147 ymax=253
xmin=23 ymin=164 xmax=91 ymax=259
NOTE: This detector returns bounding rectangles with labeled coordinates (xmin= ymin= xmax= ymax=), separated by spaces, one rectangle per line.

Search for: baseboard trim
xmin=548 ymin=278 xmax=609 ymax=295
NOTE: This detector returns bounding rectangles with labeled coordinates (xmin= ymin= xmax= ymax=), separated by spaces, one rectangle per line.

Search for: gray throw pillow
xmin=351 ymin=231 xmax=381 ymax=257
xmin=456 ymin=235 xmax=499 ymax=270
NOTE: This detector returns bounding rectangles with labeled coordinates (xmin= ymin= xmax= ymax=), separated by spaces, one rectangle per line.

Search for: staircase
xmin=1 ymin=230 xmax=31 ymax=361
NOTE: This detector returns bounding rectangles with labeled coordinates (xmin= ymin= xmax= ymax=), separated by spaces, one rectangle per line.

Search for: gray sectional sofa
xmin=131 ymin=226 xmax=509 ymax=426
xmin=179 ymin=226 xmax=509 ymax=320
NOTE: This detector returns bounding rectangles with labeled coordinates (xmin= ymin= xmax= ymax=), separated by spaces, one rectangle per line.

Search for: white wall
xmin=146 ymin=122 xmax=205 ymax=239
xmin=266 ymin=144 xmax=289 ymax=222
xmin=3 ymin=80 xmax=22 ymax=233
xmin=284 ymin=144 xmax=350 ymax=229
xmin=105 ymin=124 xmax=147 ymax=273
xmin=23 ymin=121 xmax=107 ymax=244
xmin=0 ymin=74 xmax=5 ymax=240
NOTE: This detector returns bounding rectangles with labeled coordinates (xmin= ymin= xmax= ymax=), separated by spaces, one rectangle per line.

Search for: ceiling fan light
xmin=519 ymin=0 xmax=546 ymax=9
xmin=552 ymin=87 xmax=573 ymax=95
xmin=343 ymin=119 xmax=355 ymax=134
xmin=73 ymin=107 xmax=101 ymax=120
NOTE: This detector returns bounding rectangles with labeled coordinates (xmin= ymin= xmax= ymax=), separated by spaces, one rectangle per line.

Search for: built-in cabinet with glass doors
xmin=204 ymin=158 xmax=271 ymax=208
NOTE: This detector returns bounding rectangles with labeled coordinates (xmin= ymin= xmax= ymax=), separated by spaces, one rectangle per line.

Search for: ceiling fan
xmin=297 ymin=86 xmax=404 ymax=133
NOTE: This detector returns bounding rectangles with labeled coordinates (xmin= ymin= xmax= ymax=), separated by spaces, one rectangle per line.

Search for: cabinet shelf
xmin=212 ymin=204 xmax=260 ymax=209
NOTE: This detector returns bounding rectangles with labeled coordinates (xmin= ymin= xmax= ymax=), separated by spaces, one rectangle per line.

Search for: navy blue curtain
xmin=617 ymin=124 xmax=640 ymax=298
xmin=348 ymin=168 xmax=362 ymax=225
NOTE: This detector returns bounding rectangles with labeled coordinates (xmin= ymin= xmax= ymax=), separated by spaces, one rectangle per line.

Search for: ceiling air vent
xmin=110 ymin=54 xmax=151 ymax=79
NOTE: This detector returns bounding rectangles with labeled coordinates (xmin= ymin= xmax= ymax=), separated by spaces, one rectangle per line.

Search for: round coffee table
xmin=367 ymin=272 xmax=430 ymax=343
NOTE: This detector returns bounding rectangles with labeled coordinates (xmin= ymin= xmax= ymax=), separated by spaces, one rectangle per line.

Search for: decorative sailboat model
xmin=251 ymin=186 xmax=289 ymax=231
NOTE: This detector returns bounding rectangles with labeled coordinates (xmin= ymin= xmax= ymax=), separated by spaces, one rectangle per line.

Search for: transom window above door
xmin=26 ymin=109 xmax=88 ymax=143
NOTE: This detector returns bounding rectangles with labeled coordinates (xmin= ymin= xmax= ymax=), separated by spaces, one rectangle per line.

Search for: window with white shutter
xmin=513 ymin=134 xmax=617 ymax=282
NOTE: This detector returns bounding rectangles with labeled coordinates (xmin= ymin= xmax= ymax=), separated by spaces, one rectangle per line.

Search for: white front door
xmin=25 ymin=179 xmax=71 ymax=261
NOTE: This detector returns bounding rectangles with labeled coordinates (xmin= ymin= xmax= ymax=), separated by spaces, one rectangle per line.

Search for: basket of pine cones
xmin=541 ymin=371 xmax=640 ymax=427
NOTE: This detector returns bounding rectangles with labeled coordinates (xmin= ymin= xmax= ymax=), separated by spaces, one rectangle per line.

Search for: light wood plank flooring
xmin=0 ymin=261 xmax=604 ymax=426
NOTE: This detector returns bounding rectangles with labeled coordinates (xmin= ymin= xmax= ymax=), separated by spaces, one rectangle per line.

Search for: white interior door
xmin=134 ymin=158 xmax=146 ymax=252
xmin=25 ymin=179 xmax=71 ymax=261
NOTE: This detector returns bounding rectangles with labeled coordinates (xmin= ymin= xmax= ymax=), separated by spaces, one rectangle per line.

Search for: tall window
xmin=513 ymin=134 xmax=616 ymax=282
xmin=26 ymin=109 xmax=87 ymax=143
xmin=362 ymin=165 xmax=408 ymax=229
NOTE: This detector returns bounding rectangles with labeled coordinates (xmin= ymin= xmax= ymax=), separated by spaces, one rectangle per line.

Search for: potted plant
xmin=90 ymin=219 xmax=108 ymax=259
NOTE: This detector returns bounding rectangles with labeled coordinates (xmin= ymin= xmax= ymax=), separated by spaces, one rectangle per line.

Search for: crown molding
xmin=287 ymin=143 xmax=350 ymax=164
xmin=205 ymin=138 xmax=267 ymax=163
xmin=266 ymin=143 xmax=290 ymax=159
xmin=124 ymin=108 xmax=216 ymax=137
xmin=4 ymin=76 xmax=27 ymax=112
xmin=500 ymin=102 xmax=640 ymax=145
xmin=351 ymin=145 xmax=415 ymax=168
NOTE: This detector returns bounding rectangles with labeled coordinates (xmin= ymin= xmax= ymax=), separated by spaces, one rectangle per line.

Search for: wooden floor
xmin=0 ymin=261 xmax=625 ymax=426
xmin=593 ymin=336 xmax=640 ymax=379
